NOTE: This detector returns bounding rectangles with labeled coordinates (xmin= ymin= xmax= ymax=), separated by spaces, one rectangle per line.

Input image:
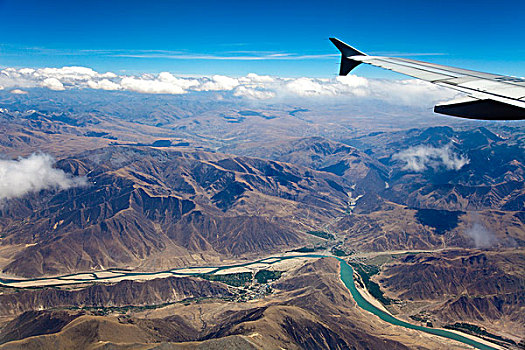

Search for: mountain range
xmin=0 ymin=91 xmax=523 ymax=348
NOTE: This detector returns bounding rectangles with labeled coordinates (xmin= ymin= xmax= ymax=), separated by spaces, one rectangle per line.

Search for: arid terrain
xmin=0 ymin=90 xmax=523 ymax=349
xmin=0 ymin=258 xmax=499 ymax=350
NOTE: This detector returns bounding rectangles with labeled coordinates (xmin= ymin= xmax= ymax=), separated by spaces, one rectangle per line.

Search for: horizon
xmin=1 ymin=0 xmax=524 ymax=79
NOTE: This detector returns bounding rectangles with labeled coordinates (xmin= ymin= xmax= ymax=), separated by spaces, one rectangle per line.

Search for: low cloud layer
xmin=393 ymin=144 xmax=469 ymax=172
xmin=465 ymin=214 xmax=497 ymax=248
xmin=0 ymin=154 xmax=87 ymax=201
xmin=0 ymin=66 xmax=457 ymax=107
xmin=10 ymin=89 xmax=28 ymax=95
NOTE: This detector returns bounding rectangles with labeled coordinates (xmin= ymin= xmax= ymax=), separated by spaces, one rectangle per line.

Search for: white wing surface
xmin=330 ymin=37 xmax=525 ymax=120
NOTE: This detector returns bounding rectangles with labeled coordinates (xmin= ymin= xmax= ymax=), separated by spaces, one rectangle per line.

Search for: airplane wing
xmin=330 ymin=37 xmax=525 ymax=120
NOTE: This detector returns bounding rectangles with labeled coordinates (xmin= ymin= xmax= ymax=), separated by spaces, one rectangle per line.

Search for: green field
xmin=306 ymin=230 xmax=335 ymax=240
xmin=255 ymin=270 xmax=282 ymax=284
xmin=349 ymin=262 xmax=392 ymax=305
xmin=196 ymin=272 xmax=253 ymax=287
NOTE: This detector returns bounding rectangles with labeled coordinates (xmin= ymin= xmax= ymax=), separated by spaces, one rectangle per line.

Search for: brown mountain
xmin=0 ymin=258 xmax=469 ymax=350
xmin=376 ymin=249 xmax=525 ymax=339
xmin=0 ymin=276 xmax=233 ymax=317
xmin=226 ymin=136 xmax=389 ymax=194
xmin=0 ymin=146 xmax=352 ymax=277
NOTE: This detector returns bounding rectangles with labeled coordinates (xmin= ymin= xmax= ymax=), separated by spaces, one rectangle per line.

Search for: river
xmin=338 ymin=259 xmax=498 ymax=350
xmin=0 ymin=254 xmax=500 ymax=349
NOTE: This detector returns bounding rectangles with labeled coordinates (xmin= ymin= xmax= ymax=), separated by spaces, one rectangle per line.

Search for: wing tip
xmin=329 ymin=37 xmax=365 ymax=76
xmin=329 ymin=37 xmax=366 ymax=57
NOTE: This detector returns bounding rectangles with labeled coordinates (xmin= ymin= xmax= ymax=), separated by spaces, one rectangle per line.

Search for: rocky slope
xmin=376 ymin=249 xmax=525 ymax=339
xmin=0 ymin=258 xmax=471 ymax=350
xmin=0 ymin=146 xmax=352 ymax=277
xmin=0 ymin=92 xmax=524 ymax=348
xmin=226 ymin=136 xmax=389 ymax=194
xmin=0 ymin=276 xmax=233 ymax=316
xmin=351 ymin=126 xmax=525 ymax=211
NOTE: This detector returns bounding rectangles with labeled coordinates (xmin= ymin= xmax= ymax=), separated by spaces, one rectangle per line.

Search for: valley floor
xmin=0 ymin=251 xmax=512 ymax=350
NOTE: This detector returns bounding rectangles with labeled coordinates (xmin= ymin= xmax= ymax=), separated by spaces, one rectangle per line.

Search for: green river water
xmin=338 ymin=259 xmax=498 ymax=350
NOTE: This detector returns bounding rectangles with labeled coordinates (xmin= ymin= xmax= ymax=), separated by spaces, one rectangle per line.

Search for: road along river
xmin=0 ymin=255 xmax=499 ymax=350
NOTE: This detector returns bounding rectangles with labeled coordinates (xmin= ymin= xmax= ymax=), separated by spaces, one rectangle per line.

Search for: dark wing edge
xmin=435 ymin=98 xmax=525 ymax=120
xmin=329 ymin=38 xmax=366 ymax=76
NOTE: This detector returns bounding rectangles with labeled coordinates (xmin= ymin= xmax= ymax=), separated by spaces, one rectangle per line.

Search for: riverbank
xmin=0 ymin=254 xmax=324 ymax=288
xmin=353 ymin=273 xmax=390 ymax=313
xmin=338 ymin=259 xmax=501 ymax=350
xmin=347 ymin=263 xmax=506 ymax=349
xmin=0 ymin=254 xmax=508 ymax=350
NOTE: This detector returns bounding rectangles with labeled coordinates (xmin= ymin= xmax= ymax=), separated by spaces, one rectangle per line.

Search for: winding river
xmin=338 ymin=259 xmax=498 ymax=350
xmin=0 ymin=255 xmax=499 ymax=349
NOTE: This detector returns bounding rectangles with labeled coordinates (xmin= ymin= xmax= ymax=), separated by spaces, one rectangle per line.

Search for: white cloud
xmin=367 ymin=79 xmax=455 ymax=106
xmin=117 ymin=72 xmax=200 ymax=94
xmin=0 ymin=66 xmax=117 ymax=91
xmin=247 ymin=73 xmax=274 ymax=82
xmin=18 ymin=68 xmax=35 ymax=75
xmin=197 ymin=75 xmax=239 ymax=91
xmin=283 ymin=74 xmax=378 ymax=99
xmin=465 ymin=213 xmax=497 ymax=248
xmin=0 ymin=153 xmax=87 ymax=201
xmin=393 ymin=144 xmax=469 ymax=172
xmin=87 ymin=79 xmax=121 ymax=91
xmin=335 ymin=75 xmax=369 ymax=87
xmin=233 ymin=86 xmax=275 ymax=99
xmin=239 ymin=73 xmax=275 ymax=84
xmin=41 ymin=77 xmax=65 ymax=91
xmin=285 ymin=77 xmax=336 ymax=96
xmin=32 ymin=66 xmax=114 ymax=82
xmin=0 ymin=70 xmax=38 ymax=89
xmin=0 ymin=66 xmax=458 ymax=106
xmin=101 ymin=72 xmax=117 ymax=79
xmin=10 ymin=89 xmax=28 ymax=94
xmin=120 ymin=76 xmax=187 ymax=94
xmin=157 ymin=72 xmax=200 ymax=89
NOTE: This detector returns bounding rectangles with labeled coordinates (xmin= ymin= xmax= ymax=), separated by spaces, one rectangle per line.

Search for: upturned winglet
xmin=329 ymin=37 xmax=366 ymax=76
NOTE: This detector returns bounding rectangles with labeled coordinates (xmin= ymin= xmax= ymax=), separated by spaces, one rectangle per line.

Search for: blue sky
xmin=0 ymin=0 xmax=523 ymax=78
